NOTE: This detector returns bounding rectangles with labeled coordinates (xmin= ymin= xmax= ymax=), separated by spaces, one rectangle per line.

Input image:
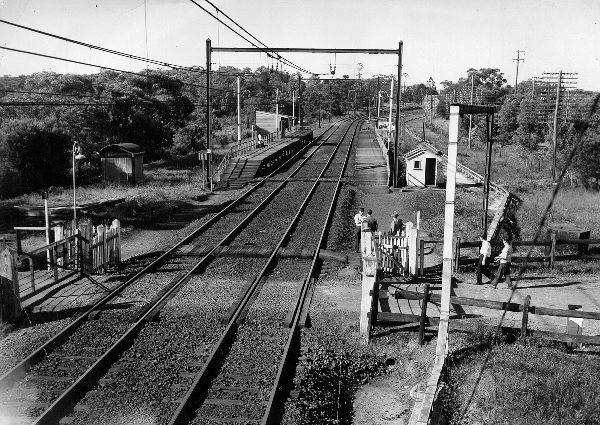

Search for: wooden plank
xmin=373 ymin=312 xmax=422 ymax=323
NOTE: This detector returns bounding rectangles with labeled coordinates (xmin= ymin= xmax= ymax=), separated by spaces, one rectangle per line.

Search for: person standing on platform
xmin=476 ymin=234 xmax=492 ymax=285
xmin=365 ymin=209 xmax=379 ymax=232
xmin=389 ymin=212 xmax=404 ymax=236
xmin=353 ymin=207 xmax=365 ymax=253
xmin=491 ymin=236 xmax=513 ymax=289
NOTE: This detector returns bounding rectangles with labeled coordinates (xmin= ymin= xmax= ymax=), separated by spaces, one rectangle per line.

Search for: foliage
xmin=0 ymin=119 xmax=71 ymax=193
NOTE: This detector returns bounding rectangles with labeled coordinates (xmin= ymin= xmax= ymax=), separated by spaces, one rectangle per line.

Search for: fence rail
xmin=454 ymin=236 xmax=600 ymax=270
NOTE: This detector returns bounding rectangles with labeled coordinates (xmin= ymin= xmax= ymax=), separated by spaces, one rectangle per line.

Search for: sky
xmin=0 ymin=0 xmax=599 ymax=90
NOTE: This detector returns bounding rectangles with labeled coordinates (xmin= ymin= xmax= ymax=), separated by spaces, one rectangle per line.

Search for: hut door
xmin=425 ymin=158 xmax=436 ymax=186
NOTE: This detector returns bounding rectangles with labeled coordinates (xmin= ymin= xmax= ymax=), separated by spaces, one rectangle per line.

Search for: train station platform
xmin=355 ymin=122 xmax=390 ymax=194
xmin=219 ymin=128 xmax=313 ymax=189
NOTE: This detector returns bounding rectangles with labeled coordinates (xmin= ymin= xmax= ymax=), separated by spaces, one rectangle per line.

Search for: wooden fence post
xmin=0 ymin=244 xmax=21 ymax=323
xmin=419 ymin=239 xmax=425 ymax=276
xmin=360 ymin=255 xmax=378 ymax=344
xmin=550 ymin=232 xmax=556 ymax=269
xmin=419 ymin=283 xmax=431 ymax=345
xmin=521 ymin=295 xmax=531 ymax=337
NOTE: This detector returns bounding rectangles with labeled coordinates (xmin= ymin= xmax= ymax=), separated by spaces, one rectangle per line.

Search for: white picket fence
xmin=362 ymin=221 xmax=420 ymax=276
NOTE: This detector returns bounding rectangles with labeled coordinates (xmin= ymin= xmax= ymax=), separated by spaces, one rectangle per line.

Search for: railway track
xmin=0 ymin=117 xmax=362 ymax=425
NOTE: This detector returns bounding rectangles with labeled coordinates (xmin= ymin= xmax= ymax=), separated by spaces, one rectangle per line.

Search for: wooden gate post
xmin=521 ymin=295 xmax=531 ymax=337
xmin=419 ymin=283 xmax=431 ymax=345
xmin=360 ymin=255 xmax=378 ymax=344
xmin=78 ymin=222 xmax=93 ymax=276
xmin=0 ymin=243 xmax=21 ymax=323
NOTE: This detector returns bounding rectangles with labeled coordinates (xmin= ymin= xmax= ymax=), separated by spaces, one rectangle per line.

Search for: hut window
xmin=414 ymin=160 xmax=422 ymax=170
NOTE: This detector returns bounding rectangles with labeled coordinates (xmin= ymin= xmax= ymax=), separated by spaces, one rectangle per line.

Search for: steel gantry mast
xmin=207 ymin=41 xmax=404 ymax=186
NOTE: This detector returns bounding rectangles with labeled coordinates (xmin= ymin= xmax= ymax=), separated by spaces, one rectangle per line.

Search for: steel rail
xmin=0 ymin=119 xmax=346 ymax=394
xmin=22 ymin=119 xmax=355 ymax=425
xmin=167 ymin=119 xmax=361 ymax=425
xmin=262 ymin=120 xmax=362 ymax=424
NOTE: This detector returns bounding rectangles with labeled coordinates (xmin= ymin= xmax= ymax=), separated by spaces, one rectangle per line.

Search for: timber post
xmin=0 ymin=243 xmax=21 ymax=323
xmin=419 ymin=283 xmax=431 ymax=345
xmin=550 ymin=232 xmax=556 ymax=269
xmin=360 ymin=254 xmax=379 ymax=344
xmin=419 ymin=239 xmax=425 ymax=276
xmin=521 ymin=295 xmax=531 ymax=337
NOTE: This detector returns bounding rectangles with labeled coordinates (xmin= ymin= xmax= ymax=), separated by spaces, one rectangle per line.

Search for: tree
xmin=1 ymin=119 xmax=72 ymax=192
xmin=496 ymin=94 xmax=521 ymax=145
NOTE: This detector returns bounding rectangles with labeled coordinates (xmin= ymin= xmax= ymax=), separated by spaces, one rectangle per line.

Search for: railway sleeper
xmin=175 ymin=245 xmax=348 ymax=264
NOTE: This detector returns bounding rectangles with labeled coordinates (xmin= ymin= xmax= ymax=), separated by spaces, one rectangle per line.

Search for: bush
xmin=0 ymin=119 xmax=71 ymax=194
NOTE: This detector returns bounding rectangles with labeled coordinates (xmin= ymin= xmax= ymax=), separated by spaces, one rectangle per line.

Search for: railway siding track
xmin=0 ymin=117 xmax=359 ymax=425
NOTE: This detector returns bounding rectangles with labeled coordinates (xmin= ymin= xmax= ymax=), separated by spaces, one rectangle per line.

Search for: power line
xmin=0 ymin=18 xmax=203 ymax=73
xmin=458 ymin=94 xmax=600 ymax=422
xmin=0 ymin=45 xmax=230 ymax=92
xmin=187 ymin=0 xmax=315 ymax=75
xmin=201 ymin=0 xmax=313 ymax=75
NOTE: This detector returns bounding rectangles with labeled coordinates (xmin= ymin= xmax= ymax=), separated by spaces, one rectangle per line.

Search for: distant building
xmin=255 ymin=110 xmax=293 ymax=135
xmin=404 ymin=142 xmax=476 ymax=188
xmin=99 ymin=143 xmax=145 ymax=185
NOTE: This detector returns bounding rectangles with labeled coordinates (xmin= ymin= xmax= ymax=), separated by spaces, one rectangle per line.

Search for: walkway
xmin=355 ymin=122 xmax=389 ymax=194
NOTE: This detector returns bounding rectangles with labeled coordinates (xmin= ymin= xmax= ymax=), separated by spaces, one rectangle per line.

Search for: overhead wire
xmin=0 ymin=45 xmax=231 ymax=92
xmin=187 ymin=0 xmax=315 ymax=75
xmin=0 ymin=19 xmax=203 ymax=73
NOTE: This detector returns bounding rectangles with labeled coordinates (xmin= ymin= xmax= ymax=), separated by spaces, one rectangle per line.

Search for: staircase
xmin=221 ymin=158 xmax=262 ymax=189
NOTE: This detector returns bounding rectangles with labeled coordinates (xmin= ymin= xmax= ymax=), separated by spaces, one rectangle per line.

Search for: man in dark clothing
xmin=390 ymin=211 xmax=403 ymax=235
xmin=364 ymin=209 xmax=378 ymax=232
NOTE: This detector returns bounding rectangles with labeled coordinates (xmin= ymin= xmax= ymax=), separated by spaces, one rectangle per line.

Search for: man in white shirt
xmin=476 ymin=234 xmax=492 ymax=285
xmin=491 ymin=237 xmax=513 ymax=289
xmin=353 ymin=207 xmax=365 ymax=252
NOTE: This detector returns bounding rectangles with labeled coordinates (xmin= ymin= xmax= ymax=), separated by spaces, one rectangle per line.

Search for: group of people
xmin=353 ymin=208 xmax=405 ymax=253
xmin=477 ymin=234 xmax=514 ymax=288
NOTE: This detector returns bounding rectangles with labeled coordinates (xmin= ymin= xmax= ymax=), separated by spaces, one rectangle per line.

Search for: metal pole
xmin=275 ymin=88 xmax=279 ymax=137
xmin=298 ymin=75 xmax=302 ymax=125
xmin=393 ymin=41 xmax=403 ymax=188
xmin=206 ymin=38 xmax=212 ymax=190
xmin=318 ymin=97 xmax=321 ymax=128
xmin=482 ymin=114 xmax=493 ymax=233
xmin=552 ymin=71 xmax=562 ymax=180
xmin=292 ymin=90 xmax=296 ymax=126
xmin=376 ymin=76 xmax=380 ymax=128
xmin=468 ymin=73 xmax=474 ymax=149
xmin=72 ymin=144 xmax=77 ymax=226
xmin=388 ymin=79 xmax=393 ymax=137
xmin=237 ymin=76 xmax=241 ymax=144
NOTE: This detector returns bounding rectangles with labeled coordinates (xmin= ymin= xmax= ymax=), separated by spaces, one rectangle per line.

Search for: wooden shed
xmin=255 ymin=110 xmax=292 ymax=135
xmin=99 ymin=143 xmax=145 ymax=185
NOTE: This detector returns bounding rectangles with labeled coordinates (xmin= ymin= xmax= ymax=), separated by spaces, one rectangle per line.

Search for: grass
xmin=403 ymin=110 xmax=600 ymax=242
xmin=442 ymin=337 xmax=600 ymax=425
xmin=0 ymin=162 xmax=210 ymax=234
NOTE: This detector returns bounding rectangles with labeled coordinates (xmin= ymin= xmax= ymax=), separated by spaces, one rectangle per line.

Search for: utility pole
xmin=298 ymin=75 xmax=302 ymax=125
xmin=551 ymin=70 xmax=562 ymax=180
xmin=206 ymin=38 xmax=212 ymax=191
xmin=377 ymin=90 xmax=382 ymax=126
xmin=482 ymin=114 xmax=494 ymax=233
xmin=376 ymin=76 xmax=380 ymax=127
xmin=513 ymin=50 xmax=525 ymax=93
xmin=393 ymin=41 xmax=403 ymax=188
xmin=236 ymin=76 xmax=241 ymax=144
xmin=388 ymin=78 xmax=393 ymax=137
xmin=292 ymin=90 xmax=296 ymax=126
xmin=467 ymin=73 xmax=474 ymax=149
xmin=275 ymin=88 xmax=279 ymax=137
xmin=318 ymin=96 xmax=321 ymax=128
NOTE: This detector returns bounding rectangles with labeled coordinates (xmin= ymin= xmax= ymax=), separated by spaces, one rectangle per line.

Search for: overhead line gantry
xmin=206 ymin=41 xmax=404 ymax=187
